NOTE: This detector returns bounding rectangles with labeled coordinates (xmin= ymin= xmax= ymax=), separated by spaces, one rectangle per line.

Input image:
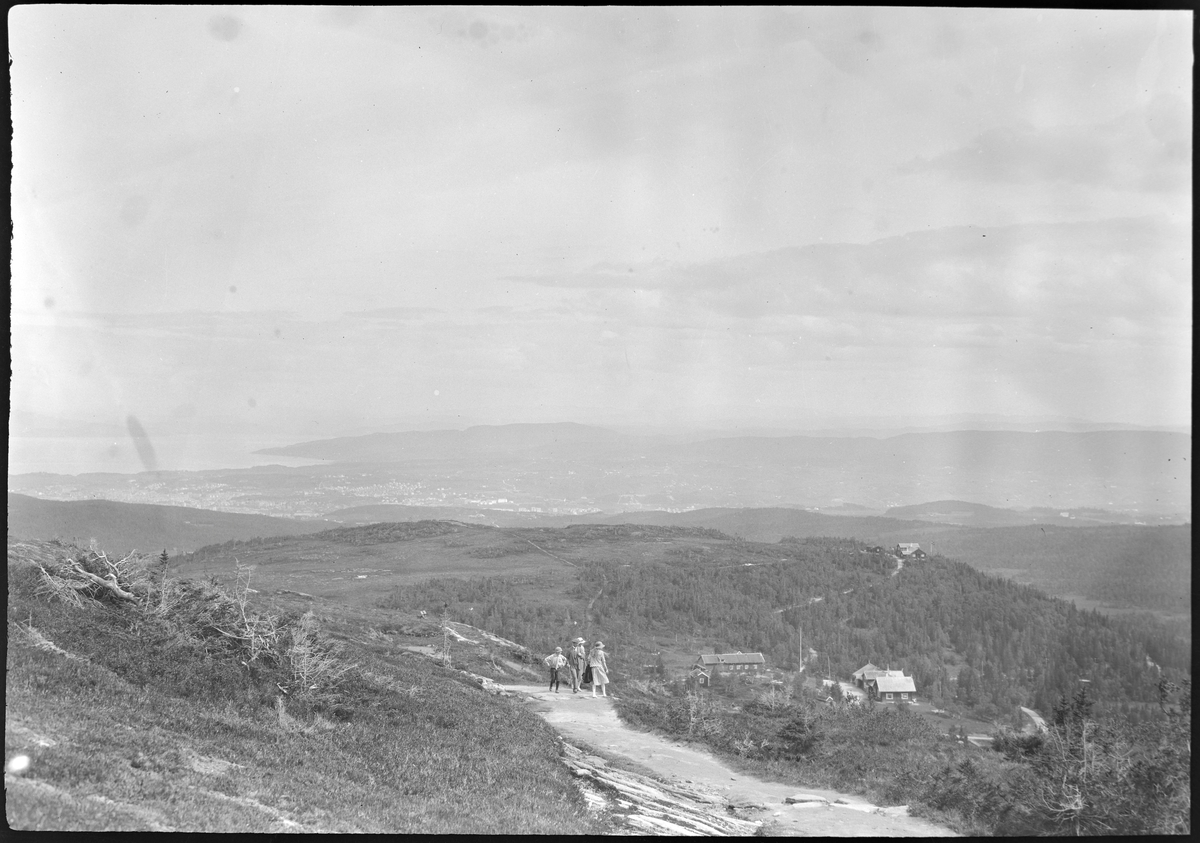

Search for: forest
xmin=904 ymin=523 xmax=1191 ymax=616
xmin=381 ymin=528 xmax=1189 ymax=722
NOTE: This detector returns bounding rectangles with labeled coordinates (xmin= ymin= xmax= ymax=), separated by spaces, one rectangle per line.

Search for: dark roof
xmin=697 ymin=652 xmax=766 ymax=666
xmin=852 ymin=663 xmax=879 ymax=679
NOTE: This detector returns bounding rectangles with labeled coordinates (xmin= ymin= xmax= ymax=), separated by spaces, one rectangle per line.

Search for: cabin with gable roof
xmin=695 ymin=652 xmax=766 ymax=679
xmin=853 ymin=663 xmax=917 ymax=702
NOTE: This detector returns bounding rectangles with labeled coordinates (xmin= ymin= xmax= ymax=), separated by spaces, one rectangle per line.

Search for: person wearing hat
xmin=587 ymin=641 xmax=610 ymax=698
xmin=543 ymin=646 xmax=567 ymax=693
xmin=567 ymin=637 xmax=588 ymax=693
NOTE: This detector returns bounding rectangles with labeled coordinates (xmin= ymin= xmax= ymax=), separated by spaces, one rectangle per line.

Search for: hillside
xmin=899 ymin=523 xmax=1192 ymax=617
xmin=885 ymin=500 xmax=1077 ymax=527
xmin=883 ymin=500 xmax=1157 ymax=528
xmin=588 ymin=507 xmax=935 ymax=542
xmin=180 ymin=522 xmax=1190 ymax=722
xmin=6 ymin=493 xmax=332 ymax=555
xmin=5 ymin=536 xmax=599 ymax=833
xmin=577 ymin=507 xmax=1191 ymax=619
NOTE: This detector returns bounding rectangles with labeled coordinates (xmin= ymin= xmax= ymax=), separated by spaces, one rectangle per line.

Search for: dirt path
xmin=504 ymin=684 xmax=956 ymax=837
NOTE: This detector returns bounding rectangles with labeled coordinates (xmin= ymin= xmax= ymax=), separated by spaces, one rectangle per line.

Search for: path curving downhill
xmin=504 ymin=683 xmax=956 ymax=837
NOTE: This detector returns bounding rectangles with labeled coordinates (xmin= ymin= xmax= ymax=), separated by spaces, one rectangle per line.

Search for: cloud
xmin=904 ymin=100 xmax=1189 ymax=193
xmin=345 ymin=306 xmax=444 ymax=321
xmin=512 ymin=216 xmax=1189 ymax=321
xmin=500 ymin=215 xmax=1190 ymax=401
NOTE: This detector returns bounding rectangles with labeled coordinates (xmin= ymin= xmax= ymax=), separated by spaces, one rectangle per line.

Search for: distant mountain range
xmin=6 ymin=493 xmax=332 ymax=555
xmin=257 ymin=424 xmax=1190 ymax=515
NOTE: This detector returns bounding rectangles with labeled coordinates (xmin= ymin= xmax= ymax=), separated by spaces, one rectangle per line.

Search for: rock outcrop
xmin=560 ymin=742 xmax=761 ymax=836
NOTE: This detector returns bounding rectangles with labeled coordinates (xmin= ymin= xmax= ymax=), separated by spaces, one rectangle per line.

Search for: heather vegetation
xmin=6 ymin=538 xmax=597 ymax=833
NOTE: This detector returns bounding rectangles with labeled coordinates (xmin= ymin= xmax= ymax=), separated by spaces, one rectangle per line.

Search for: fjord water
xmin=8 ymin=434 xmax=327 ymax=476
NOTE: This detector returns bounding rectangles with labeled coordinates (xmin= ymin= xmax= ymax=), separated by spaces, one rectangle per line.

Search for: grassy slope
xmin=5 ymin=537 xmax=599 ymax=833
xmin=177 ymin=521 xmax=579 ymax=605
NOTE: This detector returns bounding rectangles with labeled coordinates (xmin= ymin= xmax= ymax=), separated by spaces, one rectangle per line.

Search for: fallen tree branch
xmin=67 ymin=562 xmax=139 ymax=602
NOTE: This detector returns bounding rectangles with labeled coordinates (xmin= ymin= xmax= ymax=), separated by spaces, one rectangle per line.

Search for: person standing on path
xmin=544 ymin=647 xmax=567 ymax=693
xmin=588 ymin=641 xmax=610 ymax=698
xmin=567 ymin=637 xmax=587 ymax=693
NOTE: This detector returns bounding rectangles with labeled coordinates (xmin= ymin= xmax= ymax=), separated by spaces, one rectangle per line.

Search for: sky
xmin=9 ymin=6 xmax=1193 ymax=468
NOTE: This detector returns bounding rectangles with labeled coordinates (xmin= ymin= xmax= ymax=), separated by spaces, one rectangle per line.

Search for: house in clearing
xmin=869 ymin=672 xmax=917 ymax=702
xmin=695 ymin=652 xmax=766 ymax=677
xmin=852 ymin=663 xmax=917 ymax=702
xmin=894 ymin=543 xmax=923 ymax=557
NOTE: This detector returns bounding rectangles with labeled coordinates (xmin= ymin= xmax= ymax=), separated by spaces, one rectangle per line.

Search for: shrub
xmin=777 ymin=708 xmax=822 ymax=757
xmin=991 ymin=727 xmax=1044 ymax=760
xmin=284 ymin=611 xmax=356 ymax=699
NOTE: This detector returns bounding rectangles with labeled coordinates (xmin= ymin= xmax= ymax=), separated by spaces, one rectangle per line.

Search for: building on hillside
xmin=852 ymin=663 xmax=917 ymax=702
xmin=688 ymin=665 xmax=712 ymax=687
xmin=851 ymin=663 xmax=880 ymax=687
xmin=695 ymin=652 xmax=766 ymax=674
xmin=868 ymin=672 xmax=917 ymax=702
xmin=894 ymin=543 xmax=922 ymax=557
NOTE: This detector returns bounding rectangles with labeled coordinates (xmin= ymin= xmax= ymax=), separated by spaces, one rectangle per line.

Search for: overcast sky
xmin=10 ymin=7 xmax=1193 ymax=453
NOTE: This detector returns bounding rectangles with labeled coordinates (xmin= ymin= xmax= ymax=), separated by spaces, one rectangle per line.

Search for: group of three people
xmin=543 ymin=637 xmax=610 ymax=697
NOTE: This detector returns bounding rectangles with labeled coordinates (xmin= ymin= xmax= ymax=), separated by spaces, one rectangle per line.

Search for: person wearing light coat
xmin=587 ymin=641 xmax=610 ymax=698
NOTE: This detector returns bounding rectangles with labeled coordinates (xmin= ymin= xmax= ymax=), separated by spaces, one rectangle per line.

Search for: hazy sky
xmin=10 ymin=7 xmax=1193 ymax=451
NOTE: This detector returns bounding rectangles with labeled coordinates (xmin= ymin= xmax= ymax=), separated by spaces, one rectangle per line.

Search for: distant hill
xmin=318 ymin=503 xmax=1193 ymax=618
xmin=6 ymin=493 xmax=332 ymax=555
xmin=584 ymin=507 xmax=935 ymax=542
xmin=881 ymin=500 xmax=1143 ymax=528
xmin=570 ymin=507 xmax=1190 ymax=619
xmin=323 ymin=504 xmax=579 ymax=527
xmin=884 ymin=500 xmax=1037 ymax=527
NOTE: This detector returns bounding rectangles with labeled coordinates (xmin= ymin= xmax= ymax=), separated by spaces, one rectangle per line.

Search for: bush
xmin=917 ymin=755 xmax=1038 ymax=834
xmin=284 ymin=612 xmax=356 ymax=699
xmin=991 ymin=727 xmax=1044 ymax=760
xmin=1019 ymin=682 xmax=1191 ymax=835
xmin=777 ymin=707 xmax=822 ymax=756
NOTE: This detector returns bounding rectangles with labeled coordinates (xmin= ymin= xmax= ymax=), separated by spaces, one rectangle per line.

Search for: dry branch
xmin=67 ymin=561 xmax=139 ymax=602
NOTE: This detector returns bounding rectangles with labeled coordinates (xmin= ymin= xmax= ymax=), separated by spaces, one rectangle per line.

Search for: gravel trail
xmin=505 ymin=683 xmax=957 ymax=837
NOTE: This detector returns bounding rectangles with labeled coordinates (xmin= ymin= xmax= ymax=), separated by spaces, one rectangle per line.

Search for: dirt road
xmin=505 ymin=684 xmax=956 ymax=837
